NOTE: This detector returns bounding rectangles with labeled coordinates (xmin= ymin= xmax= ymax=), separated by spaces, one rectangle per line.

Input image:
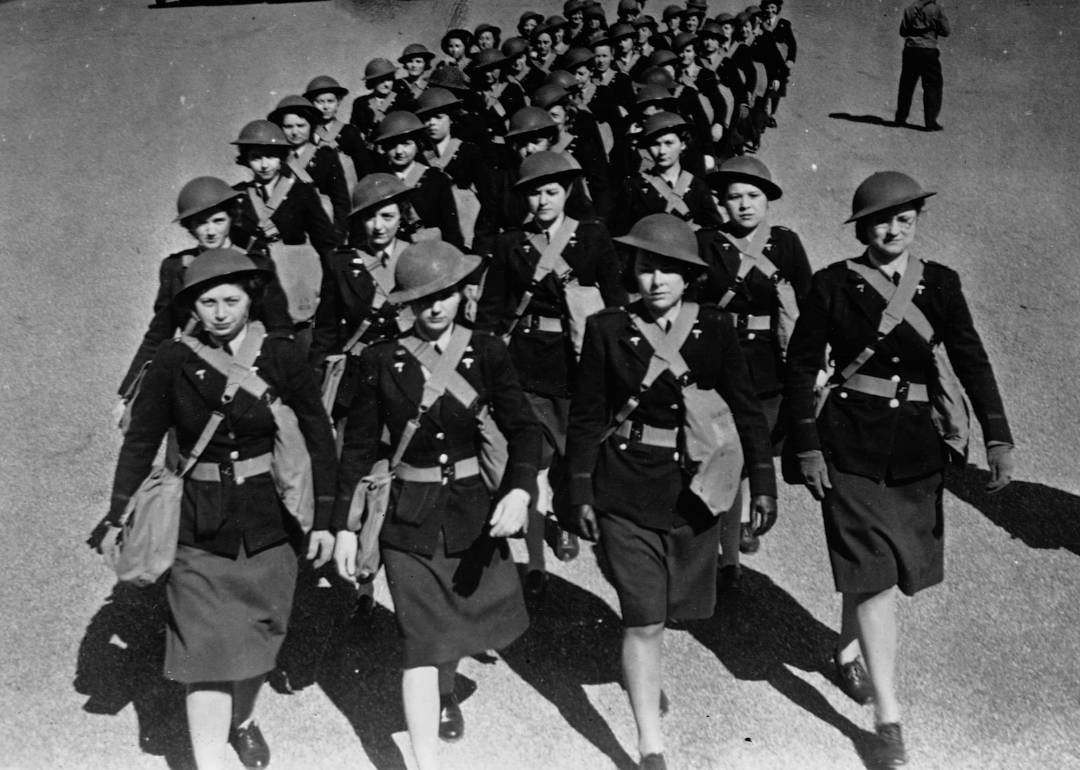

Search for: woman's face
xmin=865 ymin=206 xmax=918 ymax=262
xmin=547 ymin=104 xmax=568 ymax=128
xmin=593 ymin=45 xmax=612 ymax=72
xmin=245 ymin=148 xmax=284 ymax=183
xmin=719 ymin=22 xmax=734 ymax=40
xmin=404 ymin=56 xmax=428 ymax=78
xmin=637 ymin=26 xmax=652 ymax=44
xmin=383 ymin=138 xmax=419 ymax=167
xmin=280 ymin=113 xmax=312 ymax=146
xmin=481 ymin=68 xmax=499 ymax=87
xmin=763 ymin=3 xmax=780 ymax=20
xmin=515 ymin=134 xmax=552 ymax=159
xmin=684 ymin=14 xmax=700 ymax=33
xmin=447 ymin=38 xmax=466 ymax=60
xmin=522 ymin=18 xmax=538 ymax=36
xmin=362 ymin=203 xmax=402 ymax=248
xmin=741 ymin=21 xmax=754 ymax=40
xmin=510 ymin=53 xmax=529 ymax=77
xmin=413 ymin=287 xmax=463 ymax=338
xmin=195 ymin=283 xmax=251 ymax=343
xmin=477 ymin=30 xmax=496 ymax=49
xmin=525 ymin=181 xmax=569 ymax=224
xmin=636 ymin=251 xmax=687 ymax=313
xmin=647 ymin=131 xmax=684 ymax=169
xmin=568 ymin=10 xmax=584 ymax=27
xmin=587 ymin=16 xmax=602 ymax=31
xmin=572 ymin=64 xmax=592 ymax=88
xmin=703 ymin=36 xmax=719 ymax=53
xmin=679 ymin=43 xmax=696 ymax=67
xmin=189 ymin=210 xmax=232 ymax=250
xmin=618 ymin=35 xmax=635 ymax=54
xmin=724 ymin=182 xmax=768 ymax=231
xmin=642 ymin=103 xmax=662 ymax=117
xmin=373 ymin=77 xmax=394 ymax=96
xmin=535 ymin=32 xmax=553 ymax=56
xmin=668 ymin=16 xmax=682 ymax=33
xmin=424 ymin=112 xmax=452 ymax=143
xmin=311 ymin=93 xmax=340 ymax=122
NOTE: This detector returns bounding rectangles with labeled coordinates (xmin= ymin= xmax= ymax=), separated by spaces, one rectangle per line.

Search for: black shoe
xmin=659 ymin=689 xmax=669 ymax=717
xmin=352 ymin=592 xmax=375 ymax=622
xmin=523 ymin=570 xmax=548 ymax=601
xmin=834 ymin=649 xmax=874 ymax=705
xmin=925 ymin=122 xmax=944 ymax=131
xmin=739 ymin=522 xmax=761 ymax=554
xmin=868 ymin=722 xmax=908 ymax=766
xmin=229 ymin=722 xmax=271 ymax=769
xmin=555 ymin=529 xmax=580 ymax=562
xmin=438 ymin=693 xmax=464 ymax=742
xmin=640 ymin=753 xmax=667 ymax=770
xmin=893 ymin=117 xmax=909 ymax=128
xmin=766 ymin=115 xmax=778 ymax=128
xmin=718 ymin=564 xmax=742 ymax=593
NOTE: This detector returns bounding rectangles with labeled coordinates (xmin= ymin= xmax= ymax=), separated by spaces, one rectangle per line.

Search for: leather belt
xmin=843 ymin=374 xmax=929 ymax=402
xmin=187 ymin=452 xmax=273 ymax=484
xmin=735 ymin=314 xmax=771 ymax=331
xmin=613 ymin=420 xmax=679 ymax=448
xmin=518 ymin=314 xmax=565 ymax=334
xmin=396 ymin=456 xmax=480 ymax=485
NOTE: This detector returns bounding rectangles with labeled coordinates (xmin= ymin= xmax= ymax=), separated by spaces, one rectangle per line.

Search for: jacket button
xmin=618 ymin=443 xmax=628 ymax=450
xmin=439 ymin=453 xmax=449 ymax=463
xmin=889 ymin=398 xmax=900 ymax=408
xmin=673 ymin=451 xmax=679 ymax=461
xmin=839 ymin=391 xmax=848 ymax=398
xmin=670 ymin=403 xmax=679 ymax=409
xmin=891 ymin=375 xmax=901 ymax=382
xmin=229 ymin=451 xmax=239 ymax=460
xmin=891 ymin=357 xmax=900 ymax=363
xmin=436 ymin=432 xmax=445 ymax=440
xmin=747 ymin=332 xmax=756 ymax=340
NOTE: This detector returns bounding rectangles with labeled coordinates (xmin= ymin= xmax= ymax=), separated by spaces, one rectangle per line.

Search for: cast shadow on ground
xmin=946 ymin=464 xmax=1080 ymax=557
xmin=74 ymin=581 xmax=194 ymax=770
xmin=828 ymin=112 xmax=925 ymax=131
xmin=499 ymin=565 xmax=639 ymax=770
xmin=149 ymin=0 xmax=327 ymax=8
xmin=682 ymin=567 xmax=880 ymax=768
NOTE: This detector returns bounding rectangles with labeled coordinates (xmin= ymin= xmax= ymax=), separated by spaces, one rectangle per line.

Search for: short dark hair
xmin=236 ymin=144 xmax=290 ymax=168
xmin=854 ymin=200 xmax=924 ymax=244
xmin=178 ymin=273 xmax=268 ymax=315
xmin=179 ymin=201 xmax=238 ymax=234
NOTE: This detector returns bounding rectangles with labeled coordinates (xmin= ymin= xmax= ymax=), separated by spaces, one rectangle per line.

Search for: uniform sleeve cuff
xmin=568 ymin=473 xmax=595 ymax=507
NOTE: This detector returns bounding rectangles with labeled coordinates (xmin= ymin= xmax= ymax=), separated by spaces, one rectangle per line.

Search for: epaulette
xmin=594 ymin=306 xmax=629 ymax=317
xmin=772 ymin=224 xmax=793 ymax=233
xmin=369 ymin=337 xmax=399 ymax=349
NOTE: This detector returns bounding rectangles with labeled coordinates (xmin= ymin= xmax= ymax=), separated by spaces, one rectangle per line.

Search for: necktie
xmin=258 ymin=185 xmax=268 ymax=203
xmin=892 ymin=272 xmax=901 ymax=287
xmin=223 ymin=342 xmax=234 ymax=356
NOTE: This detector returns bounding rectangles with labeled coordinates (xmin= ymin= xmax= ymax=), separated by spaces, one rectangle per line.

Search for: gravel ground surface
xmin=0 ymin=0 xmax=1078 ymax=768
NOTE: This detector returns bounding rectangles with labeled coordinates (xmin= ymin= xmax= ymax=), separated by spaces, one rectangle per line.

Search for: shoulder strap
xmin=646 ymin=173 xmax=692 ymax=218
xmin=287 ymin=145 xmax=318 ymax=184
xmin=317 ymin=121 xmax=343 ymax=148
xmin=505 ymin=218 xmax=580 ymax=336
xmin=247 ymin=175 xmax=296 ymax=236
xmin=427 ymin=138 xmax=462 ymax=170
xmin=389 ymin=327 xmax=477 ymax=468
xmin=552 ymin=131 xmax=576 ymax=154
xmin=603 ymin=303 xmax=700 ymax=438
xmin=402 ymin=163 xmax=428 ymax=188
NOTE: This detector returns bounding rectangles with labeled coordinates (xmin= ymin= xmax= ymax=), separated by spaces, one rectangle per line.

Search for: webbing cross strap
xmin=602 ymin=303 xmax=700 ymax=440
xmin=504 ymin=217 xmax=580 ymax=338
xmin=424 ymin=138 xmax=462 ymax=171
xmin=714 ymin=233 xmax=780 ymax=309
xmin=401 ymin=163 xmax=428 ymax=189
xmin=552 ymin=131 xmax=577 ymax=154
xmin=287 ymin=144 xmax=318 ymax=185
xmin=371 ymin=91 xmax=397 ymax=123
xmin=846 ymin=258 xmax=935 ymax=343
xmin=247 ymin=175 xmax=296 ymax=242
xmin=645 ymin=170 xmax=695 ymax=220
xmin=316 ymin=120 xmax=343 ymax=149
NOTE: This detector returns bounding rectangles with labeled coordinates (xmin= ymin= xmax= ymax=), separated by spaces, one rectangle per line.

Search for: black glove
xmin=749 ymin=495 xmax=777 ymax=536
xmin=569 ymin=503 xmax=601 ymax=542
xmin=985 ymin=444 xmax=1015 ymax=493
xmin=798 ymin=449 xmax=832 ymax=501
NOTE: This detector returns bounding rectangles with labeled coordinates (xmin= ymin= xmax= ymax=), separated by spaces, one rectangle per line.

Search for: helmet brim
xmin=386 ymin=252 xmax=484 ymax=304
xmin=844 ymin=191 xmax=936 ymax=224
xmin=708 ymin=170 xmax=783 ymax=201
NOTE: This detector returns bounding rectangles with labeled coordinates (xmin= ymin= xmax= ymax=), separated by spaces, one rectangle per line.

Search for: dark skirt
xmin=524 ymin=391 xmax=570 ymax=465
xmin=383 ymin=531 xmax=529 ymax=668
xmin=598 ymin=511 xmax=721 ymax=627
xmin=165 ymin=541 xmax=298 ymax=683
xmin=822 ymin=464 xmax=944 ymax=597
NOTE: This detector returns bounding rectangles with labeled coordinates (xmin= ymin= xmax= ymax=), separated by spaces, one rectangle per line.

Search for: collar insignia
xmin=462 ymin=357 xmax=474 ymax=369
xmin=630 ymin=335 xmax=641 ymax=346
xmin=195 ymin=369 xmax=206 ymax=380
xmin=394 ymin=362 xmax=405 ymax=372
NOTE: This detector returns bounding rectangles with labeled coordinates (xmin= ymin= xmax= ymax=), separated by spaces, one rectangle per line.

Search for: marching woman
xmin=332 ymin=240 xmax=542 ymax=770
xmin=468 ymin=49 xmax=526 ymax=141
xmin=399 ymin=44 xmax=437 ymax=102
xmin=785 ymin=172 xmax=1015 ymax=766
xmin=115 ymin=177 xmax=292 ymax=420
xmin=438 ymin=29 xmax=474 ymax=75
xmin=759 ymin=0 xmax=797 ymax=125
xmin=614 ymin=111 xmax=724 ymax=236
xmin=351 ymin=58 xmax=418 ymax=147
xmin=696 ymin=157 xmax=811 ymax=571
xmin=564 ymin=214 xmax=777 ymax=770
xmin=502 ymin=36 xmax=546 ymax=98
xmin=303 ymin=76 xmax=378 ymax=192
xmin=518 ymin=10 xmax=544 ymax=39
xmin=232 ymin=120 xmax=342 ymax=353
xmin=372 ymin=111 xmax=465 ymax=251
xmin=268 ymin=95 xmax=351 ymax=237
xmin=472 ymin=22 xmax=502 ymax=53
xmin=475 ymin=151 xmax=627 ymax=599
xmin=104 ymin=250 xmax=337 ymax=770
xmin=529 ymin=22 xmax=559 ymax=74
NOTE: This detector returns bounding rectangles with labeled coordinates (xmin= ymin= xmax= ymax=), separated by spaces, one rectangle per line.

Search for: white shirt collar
xmin=869 ymin=251 xmax=909 ymax=280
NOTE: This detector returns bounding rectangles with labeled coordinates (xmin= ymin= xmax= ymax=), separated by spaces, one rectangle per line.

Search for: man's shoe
xmin=229 ymin=722 xmax=271 ymax=769
xmin=718 ymin=564 xmax=742 ymax=593
xmin=555 ymin=529 xmax=580 ymax=561
xmin=640 ymin=753 xmax=667 ymax=770
xmin=523 ymin=570 xmax=548 ymax=601
xmin=834 ymin=650 xmax=874 ymax=705
xmin=869 ymin=722 xmax=908 ymax=766
xmin=739 ymin=522 xmax=761 ymax=554
xmin=438 ymin=694 xmax=464 ymax=742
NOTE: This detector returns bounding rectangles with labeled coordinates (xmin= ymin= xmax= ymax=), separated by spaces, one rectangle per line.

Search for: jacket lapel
xmin=618 ymin=302 xmax=655 ymax=367
xmin=386 ymin=343 xmax=423 ymax=409
xmin=841 ymin=255 xmax=890 ymax=326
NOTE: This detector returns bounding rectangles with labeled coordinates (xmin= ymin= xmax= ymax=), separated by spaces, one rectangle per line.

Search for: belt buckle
xmin=736 ymin=314 xmax=748 ymax=330
xmin=441 ymin=463 xmax=455 ymax=485
xmin=220 ymin=462 xmax=241 ymax=484
xmin=896 ymin=381 xmax=910 ymax=402
xmin=675 ymin=372 xmax=692 ymax=389
xmin=629 ymin=422 xmax=644 ymax=443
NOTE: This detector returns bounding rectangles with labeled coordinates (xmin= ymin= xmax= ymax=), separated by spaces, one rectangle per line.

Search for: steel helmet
xmin=709 ymin=156 xmax=782 ymax=200
xmin=638 ymin=66 xmax=676 ymax=89
xmin=662 ymin=4 xmax=685 ymax=21
xmin=519 ymin=10 xmax=544 ymax=27
xmin=646 ymin=49 xmax=679 ymax=68
xmin=364 ymin=58 xmax=398 ymax=82
xmin=544 ymin=70 xmax=578 ymax=90
xmin=174 ymin=177 xmax=240 ymax=223
xmin=399 ymin=43 xmax=436 ymax=63
xmin=699 ymin=20 xmax=723 ymax=38
xmin=441 ymin=28 xmax=474 ymax=54
xmin=634 ymin=15 xmax=660 ymax=30
xmin=427 ymin=66 xmax=470 ymax=92
xmin=607 ymin=22 xmax=636 ymax=40
xmin=845 ymin=171 xmax=935 ymax=224
xmin=350 ymin=173 xmax=411 ymax=217
xmin=555 ymin=47 xmax=594 ymax=72
xmin=176 ymin=248 xmax=273 ymax=306
xmin=714 ymin=12 xmax=736 ymax=24
xmin=583 ymin=4 xmax=606 ymax=21
xmin=373 ymin=111 xmax=426 ymax=145
xmin=639 ymin=111 xmax=690 ymax=144
xmin=635 ymin=83 xmax=677 ymax=107
xmin=672 ymin=31 xmax=699 ymax=51
xmin=564 ymin=0 xmax=589 ymax=15
xmin=532 ymin=84 xmax=572 ymax=110
xmin=303 ymin=75 xmax=349 ymax=101
xmin=474 ymin=22 xmax=503 ymax=41
xmin=414 ymin=87 xmax=462 ymax=118
xmin=615 ymin=213 xmax=706 ymax=266
xmin=231 ymin=120 xmax=290 ymax=147
xmin=268 ymin=95 xmax=321 ymax=127
xmin=544 ymin=14 xmax=571 ymax=30
xmin=513 ymin=150 xmax=583 ymax=189
xmin=388 ymin=240 xmax=483 ymax=305
xmin=469 ymin=49 xmax=508 ymax=72
xmin=617 ymin=0 xmax=638 ymax=13
xmin=506 ymin=106 xmax=560 ymax=139
xmin=502 ymin=36 xmax=531 ymax=58
xmin=688 ymin=0 xmax=710 ymax=11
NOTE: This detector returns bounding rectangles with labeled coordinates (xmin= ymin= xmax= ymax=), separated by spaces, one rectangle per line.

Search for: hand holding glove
xmin=985 ymin=444 xmax=1015 ymax=493
xmin=798 ymin=450 xmax=832 ymax=501
xmin=569 ymin=503 xmax=601 ymax=542
xmin=750 ymin=495 xmax=778 ymax=536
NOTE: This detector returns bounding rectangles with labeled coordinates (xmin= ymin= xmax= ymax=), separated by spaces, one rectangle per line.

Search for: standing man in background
xmin=894 ymin=0 xmax=951 ymax=131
